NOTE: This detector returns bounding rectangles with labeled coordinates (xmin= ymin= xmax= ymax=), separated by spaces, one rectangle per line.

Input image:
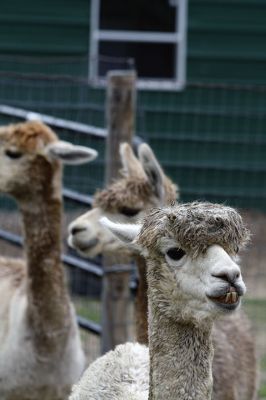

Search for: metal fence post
xmin=101 ymin=70 xmax=137 ymax=354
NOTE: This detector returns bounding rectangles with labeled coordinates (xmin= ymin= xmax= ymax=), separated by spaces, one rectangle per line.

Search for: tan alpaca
xmin=0 ymin=121 xmax=98 ymax=400
xmin=68 ymin=143 xmax=177 ymax=260
xmin=69 ymin=143 xmax=177 ymax=343
xmin=69 ymin=202 xmax=256 ymax=400
xmin=68 ymin=143 xmax=258 ymax=400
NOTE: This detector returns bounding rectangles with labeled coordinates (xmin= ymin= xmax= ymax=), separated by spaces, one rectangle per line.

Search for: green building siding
xmin=0 ymin=0 xmax=90 ymax=76
xmin=188 ymin=1 xmax=266 ymax=84
xmin=1 ymin=0 xmax=266 ymax=83
xmin=0 ymin=0 xmax=265 ymax=209
xmin=0 ymin=1 xmax=90 ymax=55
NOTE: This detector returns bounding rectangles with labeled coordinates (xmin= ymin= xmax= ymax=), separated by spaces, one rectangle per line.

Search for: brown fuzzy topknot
xmin=0 ymin=121 xmax=58 ymax=152
xmin=93 ymin=175 xmax=177 ymax=213
xmin=137 ymin=201 xmax=250 ymax=258
xmin=93 ymin=176 xmax=179 ymax=213
xmin=93 ymin=178 xmax=154 ymax=212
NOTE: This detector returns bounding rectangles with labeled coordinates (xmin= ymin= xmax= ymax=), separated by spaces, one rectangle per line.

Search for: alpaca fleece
xmin=94 ymin=176 xmax=177 ymax=212
xmin=0 ymin=121 xmax=86 ymax=400
xmin=138 ymin=202 xmax=250 ymax=258
xmin=1 ymin=121 xmax=58 ymax=151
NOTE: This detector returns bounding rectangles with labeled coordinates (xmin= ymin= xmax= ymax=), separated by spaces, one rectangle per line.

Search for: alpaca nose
xmin=212 ymin=269 xmax=240 ymax=285
xmin=71 ymin=225 xmax=87 ymax=236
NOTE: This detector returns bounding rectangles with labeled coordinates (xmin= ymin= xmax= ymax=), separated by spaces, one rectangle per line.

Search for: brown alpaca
xmin=69 ymin=202 xmax=255 ymax=400
xmin=68 ymin=143 xmax=258 ymax=399
xmin=0 ymin=121 xmax=98 ymax=400
xmin=69 ymin=143 xmax=177 ymax=343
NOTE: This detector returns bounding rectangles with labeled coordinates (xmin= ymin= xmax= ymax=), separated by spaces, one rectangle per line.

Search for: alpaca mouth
xmin=72 ymin=237 xmax=99 ymax=252
xmin=208 ymin=286 xmax=240 ymax=310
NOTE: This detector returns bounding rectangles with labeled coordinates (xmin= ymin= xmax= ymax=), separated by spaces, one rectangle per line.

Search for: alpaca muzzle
xmin=207 ymin=286 xmax=242 ymax=311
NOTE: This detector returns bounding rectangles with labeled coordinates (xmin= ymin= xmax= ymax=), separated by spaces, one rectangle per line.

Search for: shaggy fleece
xmin=137 ymin=201 xmax=250 ymax=258
xmin=93 ymin=176 xmax=177 ymax=213
xmin=69 ymin=343 xmax=149 ymax=400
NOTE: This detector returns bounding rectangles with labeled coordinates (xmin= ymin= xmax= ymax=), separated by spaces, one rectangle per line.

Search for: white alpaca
xmin=68 ymin=143 xmax=258 ymax=400
xmin=70 ymin=202 xmax=257 ymax=400
xmin=0 ymin=121 xmax=98 ymax=400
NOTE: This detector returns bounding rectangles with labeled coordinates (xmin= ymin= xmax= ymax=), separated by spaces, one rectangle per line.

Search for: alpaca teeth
xmin=209 ymin=290 xmax=239 ymax=305
xmin=225 ymin=293 xmax=231 ymax=303
xmin=231 ymin=292 xmax=237 ymax=303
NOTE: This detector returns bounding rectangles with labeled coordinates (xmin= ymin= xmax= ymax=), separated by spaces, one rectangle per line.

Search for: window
xmin=89 ymin=0 xmax=188 ymax=90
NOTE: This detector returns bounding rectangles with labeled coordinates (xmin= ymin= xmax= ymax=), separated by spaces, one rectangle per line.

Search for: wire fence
xmin=137 ymin=82 xmax=266 ymax=210
xmin=0 ymin=55 xmax=265 ymax=395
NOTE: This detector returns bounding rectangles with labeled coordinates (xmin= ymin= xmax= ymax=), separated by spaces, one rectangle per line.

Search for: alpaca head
xmin=68 ymin=142 xmax=178 ymax=258
xmin=101 ymin=202 xmax=250 ymax=323
xmin=0 ymin=121 xmax=97 ymax=201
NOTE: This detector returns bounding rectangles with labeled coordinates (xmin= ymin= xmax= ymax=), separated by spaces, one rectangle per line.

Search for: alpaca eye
xmin=166 ymin=248 xmax=186 ymax=261
xmin=119 ymin=207 xmax=140 ymax=217
xmin=5 ymin=149 xmax=23 ymax=159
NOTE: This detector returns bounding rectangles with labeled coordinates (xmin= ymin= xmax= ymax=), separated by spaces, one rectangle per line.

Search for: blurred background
xmin=0 ymin=0 xmax=265 ymax=398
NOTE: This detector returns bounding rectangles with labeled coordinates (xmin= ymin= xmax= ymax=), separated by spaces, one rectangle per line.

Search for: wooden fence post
xmin=101 ymin=70 xmax=137 ymax=354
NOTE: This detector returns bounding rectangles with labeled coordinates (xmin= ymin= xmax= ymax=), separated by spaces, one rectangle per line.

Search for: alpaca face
xmin=68 ymin=184 xmax=151 ymax=258
xmin=68 ymin=208 xmax=122 ymax=258
xmin=146 ymin=242 xmax=246 ymax=322
xmin=0 ymin=121 xmax=97 ymax=199
xmin=0 ymin=141 xmax=33 ymax=195
xmin=101 ymin=202 xmax=249 ymax=322
xmin=0 ymin=122 xmax=56 ymax=196
xmin=68 ymin=143 xmax=177 ymax=258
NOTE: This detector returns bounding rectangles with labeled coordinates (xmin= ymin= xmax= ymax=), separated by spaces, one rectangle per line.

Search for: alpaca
xmin=68 ymin=143 xmax=178 ymax=343
xmin=0 ymin=121 xmax=98 ymax=400
xmin=69 ymin=144 xmax=256 ymax=400
xmin=68 ymin=143 xmax=178 ymax=259
xmin=69 ymin=202 xmax=256 ymax=400
xmin=68 ymin=144 xmax=258 ymax=400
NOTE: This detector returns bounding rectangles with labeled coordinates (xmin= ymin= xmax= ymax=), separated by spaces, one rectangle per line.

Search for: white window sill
xmin=90 ymin=77 xmax=186 ymax=92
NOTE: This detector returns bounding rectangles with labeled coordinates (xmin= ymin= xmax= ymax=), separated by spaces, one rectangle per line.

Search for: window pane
xmin=99 ymin=41 xmax=176 ymax=79
xmin=100 ymin=0 xmax=176 ymax=32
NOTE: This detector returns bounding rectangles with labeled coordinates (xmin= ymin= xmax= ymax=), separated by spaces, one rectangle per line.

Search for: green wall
xmin=0 ymin=0 xmax=265 ymax=210
xmin=0 ymin=0 xmax=90 ymax=76
xmin=0 ymin=0 xmax=89 ymax=55
xmin=1 ymin=0 xmax=265 ymax=83
xmin=188 ymin=0 xmax=266 ymax=84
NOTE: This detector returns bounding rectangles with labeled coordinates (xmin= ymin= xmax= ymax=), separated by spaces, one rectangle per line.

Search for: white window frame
xmin=89 ymin=0 xmax=188 ymax=91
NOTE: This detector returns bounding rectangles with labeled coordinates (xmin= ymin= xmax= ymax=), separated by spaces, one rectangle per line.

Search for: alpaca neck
xmin=20 ymin=185 xmax=71 ymax=355
xmin=134 ymin=254 xmax=148 ymax=344
xmin=148 ymin=293 xmax=214 ymax=400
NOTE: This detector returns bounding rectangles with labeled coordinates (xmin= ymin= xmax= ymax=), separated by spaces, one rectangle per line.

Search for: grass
xmin=243 ymin=299 xmax=266 ymax=399
xmin=258 ymin=355 xmax=266 ymax=398
xmin=73 ymin=296 xmax=101 ymax=324
xmin=244 ymin=298 xmax=266 ymax=322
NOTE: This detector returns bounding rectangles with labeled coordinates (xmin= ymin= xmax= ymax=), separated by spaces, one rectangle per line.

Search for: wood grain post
xmin=101 ymin=70 xmax=137 ymax=354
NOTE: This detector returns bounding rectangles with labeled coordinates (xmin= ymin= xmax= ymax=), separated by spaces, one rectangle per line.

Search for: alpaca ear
xmin=138 ymin=143 xmax=165 ymax=202
xmin=100 ymin=217 xmax=142 ymax=246
xmin=119 ymin=142 xmax=147 ymax=179
xmin=46 ymin=141 xmax=98 ymax=164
